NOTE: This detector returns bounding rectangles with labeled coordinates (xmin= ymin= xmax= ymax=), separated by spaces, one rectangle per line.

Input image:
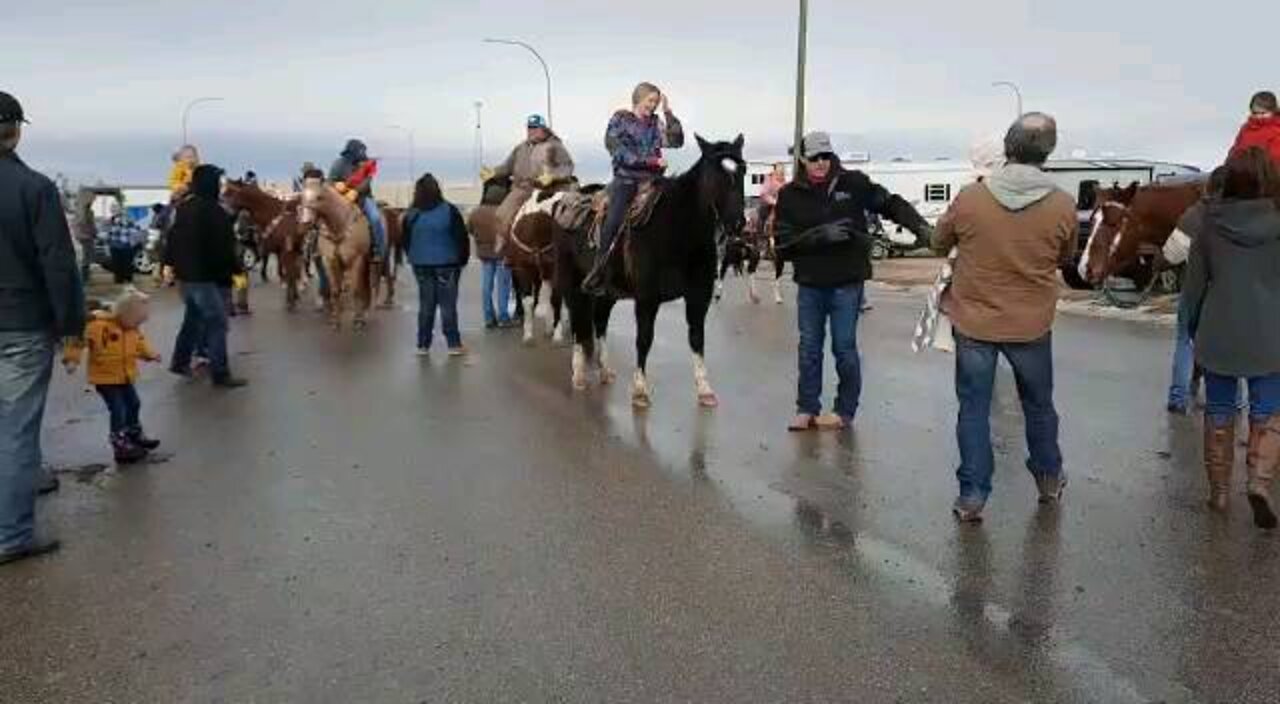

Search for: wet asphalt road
xmin=3 ymin=273 xmax=1279 ymax=704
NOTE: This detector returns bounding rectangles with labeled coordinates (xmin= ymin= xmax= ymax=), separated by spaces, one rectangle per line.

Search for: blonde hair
xmin=172 ymin=144 xmax=200 ymax=164
xmin=631 ymin=82 xmax=662 ymax=108
xmin=112 ymin=287 xmax=151 ymax=321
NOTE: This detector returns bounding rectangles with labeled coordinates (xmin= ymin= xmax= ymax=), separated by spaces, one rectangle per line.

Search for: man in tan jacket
xmin=932 ymin=112 xmax=1077 ymax=523
xmin=483 ymin=114 xmax=575 ymax=255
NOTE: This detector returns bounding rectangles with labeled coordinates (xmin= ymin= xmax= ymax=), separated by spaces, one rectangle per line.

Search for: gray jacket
xmin=1182 ymin=198 xmax=1280 ymax=377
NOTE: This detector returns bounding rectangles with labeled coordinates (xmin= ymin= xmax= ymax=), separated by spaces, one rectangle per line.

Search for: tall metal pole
xmin=792 ymin=0 xmax=809 ymax=175
xmin=992 ymin=81 xmax=1024 ymax=120
xmin=386 ymin=124 xmax=416 ymax=184
xmin=473 ymin=101 xmax=485 ymax=187
xmin=483 ymin=38 xmax=552 ymax=127
xmin=181 ymin=97 xmax=224 ymax=146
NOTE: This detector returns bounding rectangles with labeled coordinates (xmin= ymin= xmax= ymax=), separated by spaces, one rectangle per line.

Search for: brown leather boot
xmin=1204 ymin=421 xmax=1235 ymax=513
xmin=1246 ymin=415 xmax=1280 ymax=529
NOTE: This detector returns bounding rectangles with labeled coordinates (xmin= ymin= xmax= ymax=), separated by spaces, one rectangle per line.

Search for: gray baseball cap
xmin=802 ymin=131 xmax=835 ymax=159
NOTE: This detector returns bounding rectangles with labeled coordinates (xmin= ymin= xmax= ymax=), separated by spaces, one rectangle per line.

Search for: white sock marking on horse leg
xmin=552 ymin=318 xmax=567 ymax=344
xmin=632 ymin=369 xmax=651 ymax=405
xmin=748 ymin=275 xmax=759 ymax=302
xmin=774 ymin=279 xmax=784 ymax=304
xmin=1079 ymin=210 xmax=1102 ymax=282
xmin=597 ymin=335 xmax=615 ymax=384
xmin=522 ymin=296 xmax=535 ymax=343
xmin=571 ymin=344 xmax=588 ymax=390
xmin=693 ymin=353 xmax=715 ymax=398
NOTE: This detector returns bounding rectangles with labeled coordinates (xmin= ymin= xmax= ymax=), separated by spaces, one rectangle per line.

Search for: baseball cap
xmin=526 ymin=114 xmax=548 ymax=129
xmin=801 ymin=131 xmax=835 ymax=160
xmin=0 ymin=92 xmax=28 ymax=124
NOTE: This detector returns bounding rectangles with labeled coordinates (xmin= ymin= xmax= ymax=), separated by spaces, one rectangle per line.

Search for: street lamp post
xmin=473 ymin=101 xmax=485 ymax=187
xmin=793 ymin=0 xmax=809 ymax=175
xmin=482 ymin=38 xmax=552 ymax=127
xmin=181 ymin=97 xmax=224 ymax=146
xmin=992 ymin=81 xmax=1024 ymax=120
xmin=386 ymin=124 xmax=416 ymax=204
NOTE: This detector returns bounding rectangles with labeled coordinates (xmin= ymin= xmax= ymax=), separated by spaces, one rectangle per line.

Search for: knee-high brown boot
xmin=1246 ymin=415 xmax=1280 ymax=529
xmin=1205 ymin=421 xmax=1236 ymax=513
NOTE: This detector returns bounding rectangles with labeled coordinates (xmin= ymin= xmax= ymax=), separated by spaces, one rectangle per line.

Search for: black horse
xmin=557 ymin=135 xmax=746 ymax=408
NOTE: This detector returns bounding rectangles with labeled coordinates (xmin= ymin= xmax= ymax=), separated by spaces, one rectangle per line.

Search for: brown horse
xmin=374 ymin=204 xmax=406 ymax=309
xmin=223 ymin=181 xmax=306 ymax=311
xmin=299 ymin=178 xmax=373 ymax=330
xmin=1080 ymin=178 xmax=1207 ymax=288
xmin=505 ymin=187 xmax=567 ymax=345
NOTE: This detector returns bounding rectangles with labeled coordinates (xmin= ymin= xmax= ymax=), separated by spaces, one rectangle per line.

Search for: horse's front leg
xmin=773 ymin=258 xmax=785 ymax=305
xmin=632 ymin=299 xmax=660 ymax=409
xmin=595 ymin=297 xmax=617 ymax=386
xmin=351 ymin=253 xmax=370 ymax=331
xmin=550 ymin=282 xmax=567 ymax=345
xmin=686 ymin=290 xmax=717 ymax=408
xmin=324 ymin=255 xmax=343 ymax=329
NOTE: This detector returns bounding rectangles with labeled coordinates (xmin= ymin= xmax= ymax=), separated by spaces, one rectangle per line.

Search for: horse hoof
xmin=698 ymin=392 xmax=720 ymax=409
xmin=600 ymin=369 xmax=617 ymax=386
xmin=522 ymin=335 xmax=535 ymax=347
xmin=572 ymin=375 xmax=588 ymax=391
xmin=377 ymin=301 xmax=394 ymax=310
xmin=632 ymin=394 xmax=652 ymax=410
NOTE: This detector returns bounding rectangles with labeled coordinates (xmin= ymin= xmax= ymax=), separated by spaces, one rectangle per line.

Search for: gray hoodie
xmin=984 ymin=164 xmax=1059 ymax=211
xmin=1182 ymin=198 xmax=1280 ymax=377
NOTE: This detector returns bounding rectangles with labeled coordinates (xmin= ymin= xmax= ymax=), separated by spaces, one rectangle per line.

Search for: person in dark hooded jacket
xmin=329 ymin=139 xmax=388 ymax=264
xmin=1181 ymin=147 xmax=1280 ymax=529
xmin=165 ymin=164 xmax=246 ymax=388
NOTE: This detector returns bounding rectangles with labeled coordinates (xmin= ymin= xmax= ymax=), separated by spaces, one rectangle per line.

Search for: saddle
xmin=571 ymin=181 xmax=664 ymax=250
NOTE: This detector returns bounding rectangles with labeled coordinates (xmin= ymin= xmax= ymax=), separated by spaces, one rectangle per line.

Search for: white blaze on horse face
xmin=721 ymin=158 xmax=739 ymax=174
xmin=1078 ymin=209 xmax=1103 ymax=282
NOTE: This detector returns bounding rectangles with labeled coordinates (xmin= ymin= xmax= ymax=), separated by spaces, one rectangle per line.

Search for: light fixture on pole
xmin=181 ymin=97 xmax=224 ymax=146
xmin=992 ymin=81 xmax=1024 ymax=120
xmin=482 ymin=38 xmax=553 ymax=127
xmin=792 ymin=0 xmax=809 ymax=175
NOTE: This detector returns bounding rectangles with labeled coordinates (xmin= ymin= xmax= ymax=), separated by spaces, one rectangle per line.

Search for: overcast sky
xmin=5 ymin=0 xmax=1274 ymax=184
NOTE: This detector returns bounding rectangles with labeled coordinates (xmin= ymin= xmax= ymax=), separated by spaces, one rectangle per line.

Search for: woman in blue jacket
xmin=403 ymin=174 xmax=470 ymax=356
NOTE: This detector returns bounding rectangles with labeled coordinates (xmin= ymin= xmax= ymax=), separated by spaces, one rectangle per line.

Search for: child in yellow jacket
xmin=64 ymin=289 xmax=163 ymax=464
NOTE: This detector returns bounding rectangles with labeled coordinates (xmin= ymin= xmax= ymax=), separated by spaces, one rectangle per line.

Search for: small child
xmin=64 ymin=289 xmax=163 ymax=464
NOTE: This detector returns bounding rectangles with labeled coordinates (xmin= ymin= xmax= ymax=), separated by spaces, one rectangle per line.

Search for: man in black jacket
xmin=0 ymin=92 xmax=85 ymax=565
xmin=775 ymin=131 xmax=931 ymax=431
xmin=166 ymin=164 xmax=247 ymax=388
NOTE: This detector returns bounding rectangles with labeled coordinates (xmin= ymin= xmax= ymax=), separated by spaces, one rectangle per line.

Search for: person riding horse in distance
xmin=482 ymin=114 xmax=575 ymax=257
xmin=582 ymin=82 xmax=685 ymax=295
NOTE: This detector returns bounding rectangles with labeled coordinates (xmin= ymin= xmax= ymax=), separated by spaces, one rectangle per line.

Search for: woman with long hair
xmin=1182 ymin=148 xmax=1280 ymax=527
xmin=402 ymin=174 xmax=470 ymax=356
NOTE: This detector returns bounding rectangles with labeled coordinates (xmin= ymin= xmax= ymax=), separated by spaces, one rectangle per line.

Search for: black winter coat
xmin=775 ymin=168 xmax=931 ymax=288
xmin=165 ymin=195 xmax=238 ymax=286
xmin=0 ymin=151 xmax=85 ymax=337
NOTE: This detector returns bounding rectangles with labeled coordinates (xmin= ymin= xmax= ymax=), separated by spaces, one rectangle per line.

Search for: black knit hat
xmin=0 ymin=92 xmax=28 ymax=124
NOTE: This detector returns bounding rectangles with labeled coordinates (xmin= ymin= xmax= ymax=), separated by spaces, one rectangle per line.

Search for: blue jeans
xmin=480 ymin=258 xmax=512 ymax=325
xmin=600 ymin=179 xmax=640 ymax=256
xmin=96 ymin=384 xmax=141 ymax=434
xmin=1204 ymin=372 xmax=1280 ymax=426
xmin=1168 ymin=301 xmax=1196 ymax=408
xmin=954 ymin=331 xmax=1063 ymax=503
xmin=414 ymin=265 xmax=462 ymax=350
xmin=796 ymin=283 xmax=864 ymax=418
xmin=361 ymin=197 xmax=387 ymax=259
xmin=0 ymin=331 xmax=55 ymax=553
xmin=172 ymin=282 xmax=230 ymax=379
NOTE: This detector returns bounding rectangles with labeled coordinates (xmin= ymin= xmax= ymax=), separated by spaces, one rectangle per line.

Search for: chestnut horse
xmin=1079 ymin=178 xmax=1207 ymax=288
xmin=223 ymin=181 xmax=306 ymax=311
xmin=299 ymin=178 xmax=373 ymax=330
xmin=375 ymin=205 xmax=406 ymax=309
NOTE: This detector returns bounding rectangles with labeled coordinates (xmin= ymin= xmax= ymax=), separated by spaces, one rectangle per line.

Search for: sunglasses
xmin=805 ymin=154 xmax=834 ymax=164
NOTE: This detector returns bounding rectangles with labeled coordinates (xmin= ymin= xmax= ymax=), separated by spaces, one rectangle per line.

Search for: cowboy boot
xmin=1246 ymin=415 xmax=1280 ymax=529
xmin=1204 ymin=421 xmax=1235 ymax=512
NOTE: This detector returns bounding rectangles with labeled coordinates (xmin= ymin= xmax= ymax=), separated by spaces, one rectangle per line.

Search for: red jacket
xmin=1229 ymin=115 xmax=1280 ymax=165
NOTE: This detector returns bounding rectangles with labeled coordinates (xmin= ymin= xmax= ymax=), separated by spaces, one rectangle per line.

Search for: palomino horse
xmin=298 ymin=177 xmax=373 ymax=330
xmin=558 ymin=135 xmax=746 ymax=407
xmin=223 ymin=181 xmax=306 ymax=311
xmin=375 ymin=205 xmax=406 ymax=309
xmin=506 ymin=186 xmax=568 ymax=346
xmin=1079 ymin=178 xmax=1207 ymax=290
